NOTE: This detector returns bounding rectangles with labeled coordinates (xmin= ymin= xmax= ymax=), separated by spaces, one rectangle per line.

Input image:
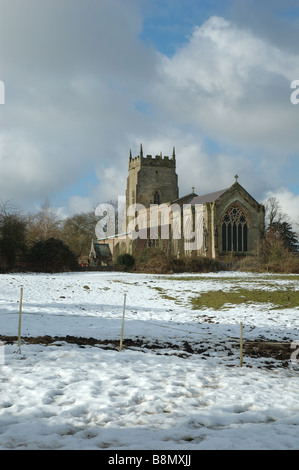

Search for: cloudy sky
xmin=1 ymin=0 xmax=299 ymax=223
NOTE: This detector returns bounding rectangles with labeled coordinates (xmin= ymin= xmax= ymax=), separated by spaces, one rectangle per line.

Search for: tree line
xmin=0 ymin=197 xmax=298 ymax=273
xmin=0 ymin=200 xmax=99 ymax=272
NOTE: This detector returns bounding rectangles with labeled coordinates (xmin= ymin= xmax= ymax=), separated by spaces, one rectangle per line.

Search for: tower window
xmin=222 ymin=205 xmax=248 ymax=252
xmin=154 ymin=191 xmax=160 ymax=204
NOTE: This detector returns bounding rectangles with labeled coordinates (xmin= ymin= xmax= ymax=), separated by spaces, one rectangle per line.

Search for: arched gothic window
xmin=222 ymin=205 xmax=248 ymax=252
xmin=154 ymin=191 xmax=160 ymax=205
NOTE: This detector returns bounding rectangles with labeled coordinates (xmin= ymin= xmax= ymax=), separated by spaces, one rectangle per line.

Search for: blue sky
xmin=0 ymin=0 xmax=299 ymax=223
xmin=140 ymin=0 xmax=230 ymax=55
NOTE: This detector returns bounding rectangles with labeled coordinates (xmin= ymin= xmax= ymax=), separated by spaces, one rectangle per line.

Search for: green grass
xmin=152 ymin=286 xmax=178 ymax=302
xmin=191 ymin=288 xmax=299 ymax=310
xmin=161 ymin=274 xmax=299 ymax=282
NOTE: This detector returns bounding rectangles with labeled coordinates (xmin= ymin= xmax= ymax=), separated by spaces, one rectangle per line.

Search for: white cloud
xmin=0 ymin=0 xmax=159 ymax=212
xmin=0 ymin=3 xmax=298 ymax=221
xmin=66 ymin=195 xmax=96 ymax=217
xmin=156 ymin=16 xmax=299 ymax=153
xmin=127 ymin=131 xmax=265 ymax=202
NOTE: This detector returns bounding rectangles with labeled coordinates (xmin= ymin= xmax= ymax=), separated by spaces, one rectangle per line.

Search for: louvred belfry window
xmin=154 ymin=191 xmax=160 ymax=205
xmin=222 ymin=205 xmax=248 ymax=252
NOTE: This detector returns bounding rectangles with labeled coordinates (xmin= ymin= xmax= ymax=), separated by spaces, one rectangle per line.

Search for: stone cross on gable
xmin=234 ymin=174 xmax=239 ymax=183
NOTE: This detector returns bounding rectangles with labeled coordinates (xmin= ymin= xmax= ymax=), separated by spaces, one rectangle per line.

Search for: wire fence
xmin=5 ymin=288 xmax=293 ymax=368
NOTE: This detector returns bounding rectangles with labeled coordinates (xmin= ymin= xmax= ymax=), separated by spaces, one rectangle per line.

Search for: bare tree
xmin=26 ymin=200 xmax=61 ymax=247
xmin=61 ymin=211 xmax=98 ymax=257
xmin=264 ymin=197 xmax=286 ymax=228
xmin=262 ymin=197 xmax=299 ymax=262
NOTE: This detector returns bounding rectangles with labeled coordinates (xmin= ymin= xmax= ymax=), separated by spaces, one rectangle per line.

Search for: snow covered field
xmin=0 ymin=271 xmax=299 ymax=450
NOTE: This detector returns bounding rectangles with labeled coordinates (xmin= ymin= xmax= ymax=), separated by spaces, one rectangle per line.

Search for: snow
xmin=0 ymin=271 xmax=299 ymax=450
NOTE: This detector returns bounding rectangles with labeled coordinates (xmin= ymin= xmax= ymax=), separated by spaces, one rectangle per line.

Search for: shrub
xmin=116 ymin=253 xmax=135 ymax=269
xmin=258 ymin=230 xmax=299 ymax=273
xmin=29 ymin=237 xmax=79 ymax=273
xmin=135 ymin=247 xmax=172 ymax=273
xmin=0 ymin=214 xmax=27 ymax=269
xmin=185 ymin=256 xmax=221 ymax=273
xmin=134 ymin=247 xmax=221 ymax=274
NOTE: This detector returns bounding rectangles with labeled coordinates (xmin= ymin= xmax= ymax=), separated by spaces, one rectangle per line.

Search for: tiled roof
xmin=171 ymin=193 xmax=198 ymax=207
xmin=172 ymin=189 xmax=227 ymax=207
xmin=190 ymin=189 xmax=228 ymax=205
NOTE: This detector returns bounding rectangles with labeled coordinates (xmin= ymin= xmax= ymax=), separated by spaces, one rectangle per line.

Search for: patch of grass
xmin=161 ymin=274 xmax=299 ymax=282
xmin=268 ymin=274 xmax=299 ymax=280
xmin=152 ymin=286 xmax=178 ymax=302
xmin=191 ymin=288 xmax=299 ymax=310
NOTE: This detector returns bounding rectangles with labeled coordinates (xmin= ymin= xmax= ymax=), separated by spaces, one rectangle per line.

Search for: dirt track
xmin=0 ymin=334 xmax=292 ymax=367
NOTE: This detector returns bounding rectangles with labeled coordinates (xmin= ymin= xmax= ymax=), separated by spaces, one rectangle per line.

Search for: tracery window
xmin=222 ymin=205 xmax=248 ymax=252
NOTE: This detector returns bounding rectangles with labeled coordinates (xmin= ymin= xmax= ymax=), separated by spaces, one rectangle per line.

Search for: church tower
xmin=126 ymin=144 xmax=179 ymax=215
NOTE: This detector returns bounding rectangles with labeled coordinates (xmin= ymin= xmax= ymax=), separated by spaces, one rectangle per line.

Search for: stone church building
xmin=91 ymin=145 xmax=265 ymax=263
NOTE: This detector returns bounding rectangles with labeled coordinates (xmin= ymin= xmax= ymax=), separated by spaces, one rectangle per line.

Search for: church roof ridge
xmin=171 ymin=192 xmax=199 ymax=206
xmin=190 ymin=188 xmax=228 ymax=204
xmin=173 ymin=188 xmax=228 ymax=206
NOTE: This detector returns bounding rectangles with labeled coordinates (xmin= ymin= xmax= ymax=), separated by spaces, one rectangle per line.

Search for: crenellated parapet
xmin=129 ymin=144 xmax=176 ymax=169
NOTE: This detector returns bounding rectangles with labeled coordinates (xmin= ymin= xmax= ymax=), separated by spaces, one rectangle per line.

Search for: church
xmin=90 ymin=145 xmax=265 ymax=263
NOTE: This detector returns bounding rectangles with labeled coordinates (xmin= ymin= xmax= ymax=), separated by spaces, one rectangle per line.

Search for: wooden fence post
xmin=17 ymin=286 xmax=23 ymax=351
xmin=240 ymin=322 xmax=243 ymax=367
xmin=119 ymin=293 xmax=127 ymax=352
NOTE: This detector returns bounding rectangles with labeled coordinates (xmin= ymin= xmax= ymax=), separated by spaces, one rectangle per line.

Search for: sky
xmin=0 ymin=0 xmax=299 ymax=224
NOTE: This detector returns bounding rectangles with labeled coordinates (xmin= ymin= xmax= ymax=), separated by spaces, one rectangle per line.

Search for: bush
xmin=185 ymin=256 xmax=221 ymax=273
xmin=0 ymin=214 xmax=27 ymax=270
xmin=135 ymin=247 xmax=172 ymax=273
xmin=116 ymin=253 xmax=135 ymax=269
xmin=29 ymin=237 xmax=79 ymax=272
xmin=134 ymin=247 xmax=221 ymax=274
xmin=257 ymin=230 xmax=299 ymax=273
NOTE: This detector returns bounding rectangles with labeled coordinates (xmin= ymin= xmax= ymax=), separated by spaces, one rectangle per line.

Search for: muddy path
xmin=0 ymin=334 xmax=293 ymax=368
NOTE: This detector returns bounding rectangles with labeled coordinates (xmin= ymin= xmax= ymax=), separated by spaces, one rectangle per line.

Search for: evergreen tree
xmin=0 ymin=202 xmax=27 ymax=269
xmin=268 ymin=221 xmax=299 ymax=252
